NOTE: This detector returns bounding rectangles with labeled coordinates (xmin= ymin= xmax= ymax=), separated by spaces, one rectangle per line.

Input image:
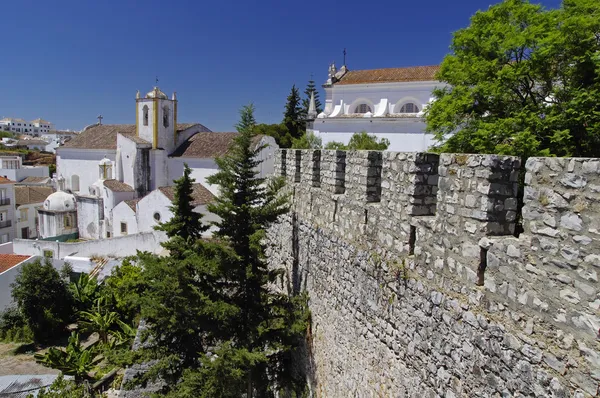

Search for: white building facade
xmin=0 ymin=118 xmax=54 ymax=136
xmin=0 ymin=178 xmax=16 ymax=243
xmin=0 ymin=155 xmax=50 ymax=183
xmin=14 ymin=186 xmax=54 ymax=239
xmin=308 ymin=64 xmax=443 ymax=152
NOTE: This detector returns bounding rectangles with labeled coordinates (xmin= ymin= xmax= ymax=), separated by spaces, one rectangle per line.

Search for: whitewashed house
xmin=14 ymin=186 xmax=54 ymax=239
xmin=308 ymin=64 xmax=443 ymax=152
xmin=112 ymin=183 xmax=216 ymax=237
xmin=0 ymin=155 xmax=50 ymax=183
xmin=0 ymin=177 xmax=15 ymax=243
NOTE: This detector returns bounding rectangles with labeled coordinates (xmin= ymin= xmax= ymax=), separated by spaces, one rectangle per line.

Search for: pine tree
xmin=200 ymin=103 xmax=308 ymax=396
xmin=283 ymin=85 xmax=304 ymax=140
xmin=302 ymin=79 xmax=322 ymax=116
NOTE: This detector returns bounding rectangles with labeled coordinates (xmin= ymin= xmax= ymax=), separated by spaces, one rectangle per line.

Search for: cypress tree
xmin=283 ymin=85 xmax=303 ymax=140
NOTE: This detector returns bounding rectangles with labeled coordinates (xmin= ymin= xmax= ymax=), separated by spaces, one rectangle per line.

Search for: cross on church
xmin=97 ymin=115 xmax=103 ymax=125
xmin=156 ymin=76 xmax=159 ymax=85
xmin=343 ymin=48 xmax=347 ymax=65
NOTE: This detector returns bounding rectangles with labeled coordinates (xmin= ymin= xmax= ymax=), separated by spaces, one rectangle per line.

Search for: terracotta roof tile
xmin=158 ymin=183 xmax=215 ymax=206
xmin=170 ymin=132 xmax=265 ymax=158
xmin=15 ymin=186 xmax=54 ymax=206
xmin=18 ymin=176 xmax=52 ymax=184
xmin=0 ymin=254 xmax=31 ymax=274
xmin=17 ymin=139 xmax=49 ymax=146
xmin=0 ymin=177 xmax=15 ymax=184
xmin=335 ymin=65 xmax=440 ymax=85
xmin=103 ymin=179 xmax=134 ymax=192
xmin=61 ymin=123 xmax=209 ymax=150
xmin=124 ymin=199 xmax=140 ymax=212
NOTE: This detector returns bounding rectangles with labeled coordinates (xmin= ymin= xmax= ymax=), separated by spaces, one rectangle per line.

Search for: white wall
xmin=13 ymin=230 xmax=167 ymax=259
xmin=112 ymin=202 xmax=139 ymax=237
xmin=136 ymin=190 xmax=172 ymax=233
xmin=16 ymin=203 xmax=42 ymax=239
xmin=316 ymin=80 xmax=443 ymax=152
xmin=311 ymin=117 xmax=437 ymax=152
xmin=0 ymin=166 xmax=49 ymax=183
xmin=0 ymin=256 xmax=35 ymax=311
xmin=167 ymin=158 xmax=219 ymax=195
xmin=0 ymin=184 xmax=15 ymax=243
xmin=57 ymin=148 xmax=116 ymax=194
xmin=76 ymin=197 xmax=103 ymax=240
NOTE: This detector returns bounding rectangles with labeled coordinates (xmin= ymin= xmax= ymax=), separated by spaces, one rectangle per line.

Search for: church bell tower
xmin=135 ymin=87 xmax=177 ymax=150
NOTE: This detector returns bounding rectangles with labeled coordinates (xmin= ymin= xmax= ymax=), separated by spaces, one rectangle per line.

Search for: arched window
xmin=354 ymin=104 xmax=372 ymax=114
xmin=153 ymin=212 xmax=161 ymax=222
xmin=71 ymin=175 xmax=80 ymax=192
xmin=163 ymin=106 xmax=169 ymax=128
xmin=399 ymin=103 xmax=420 ymax=113
xmin=143 ymin=105 xmax=149 ymax=126
xmin=64 ymin=214 xmax=71 ymax=228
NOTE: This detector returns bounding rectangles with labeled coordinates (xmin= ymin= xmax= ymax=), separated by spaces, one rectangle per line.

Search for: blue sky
xmin=1 ymin=0 xmax=561 ymax=132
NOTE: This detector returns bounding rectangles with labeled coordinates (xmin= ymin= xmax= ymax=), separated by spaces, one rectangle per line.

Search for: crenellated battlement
xmin=268 ymin=148 xmax=600 ymax=396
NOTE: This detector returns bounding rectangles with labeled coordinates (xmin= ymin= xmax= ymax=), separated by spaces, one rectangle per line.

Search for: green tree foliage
xmin=323 ymin=131 xmax=390 ymax=150
xmin=254 ymin=123 xmax=293 ymax=148
xmin=291 ymin=132 xmax=323 ymax=149
xmin=283 ymin=85 xmax=304 ymax=140
xmin=426 ymin=0 xmax=600 ymax=158
xmin=34 ymin=332 xmax=101 ymax=382
xmin=33 ymin=374 xmax=88 ymax=398
xmin=99 ymin=259 xmax=146 ymax=323
xmin=11 ymin=259 xmax=74 ymax=344
xmin=0 ymin=306 xmax=33 ymax=342
xmin=302 ymin=79 xmax=323 ymax=116
xmin=205 ymin=103 xmax=309 ymax=396
xmin=68 ymin=273 xmax=99 ymax=313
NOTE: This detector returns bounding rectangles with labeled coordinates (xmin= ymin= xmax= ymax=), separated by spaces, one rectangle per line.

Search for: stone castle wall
xmin=266 ymin=149 xmax=599 ymax=397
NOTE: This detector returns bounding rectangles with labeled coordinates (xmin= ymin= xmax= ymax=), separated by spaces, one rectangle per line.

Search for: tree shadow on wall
xmin=289 ymin=211 xmax=318 ymax=396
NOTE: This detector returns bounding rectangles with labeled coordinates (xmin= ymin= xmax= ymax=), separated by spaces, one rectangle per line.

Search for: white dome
xmin=44 ymin=191 xmax=76 ymax=212
xmin=146 ymin=87 xmax=168 ymax=99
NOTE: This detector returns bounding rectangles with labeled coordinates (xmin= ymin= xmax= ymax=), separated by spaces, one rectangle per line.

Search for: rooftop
xmin=0 ymin=177 xmax=15 ymax=185
xmin=103 ymin=179 xmax=135 ymax=192
xmin=124 ymin=198 xmax=141 ymax=212
xmin=16 ymin=139 xmax=49 ymax=146
xmin=0 ymin=254 xmax=31 ymax=274
xmin=158 ymin=183 xmax=215 ymax=206
xmin=170 ymin=132 xmax=264 ymax=158
xmin=15 ymin=186 xmax=54 ymax=206
xmin=61 ymin=123 xmax=210 ymax=150
xmin=334 ymin=65 xmax=440 ymax=85
xmin=18 ymin=176 xmax=52 ymax=184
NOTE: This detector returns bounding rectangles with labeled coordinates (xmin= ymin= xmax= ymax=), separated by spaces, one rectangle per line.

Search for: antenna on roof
xmin=343 ymin=48 xmax=347 ymax=66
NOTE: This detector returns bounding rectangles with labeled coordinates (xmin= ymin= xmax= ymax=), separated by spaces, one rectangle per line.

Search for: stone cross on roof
xmin=97 ymin=115 xmax=103 ymax=125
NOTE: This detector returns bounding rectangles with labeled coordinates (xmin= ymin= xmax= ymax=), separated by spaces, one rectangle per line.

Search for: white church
xmin=40 ymin=87 xmax=276 ymax=241
xmin=307 ymin=63 xmax=443 ymax=152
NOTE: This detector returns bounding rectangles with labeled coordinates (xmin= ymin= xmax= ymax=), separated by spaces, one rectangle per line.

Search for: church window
xmin=71 ymin=175 xmax=80 ymax=192
xmin=143 ymin=105 xmax=149 ymax=126
xmin=354 ymin=104 xmax=372 ymax=114
xmin=64 ymin=214 xmax=71 ymax=228
xmin=153 ymin=212 xmax=161 ymax=222
xmin=120 ymin=222 xmax=127 ymax=235
xmin=163 ymin=106 xmax=169 ymax=128
xmin=399 ymin=103 xmax=419 ymax=113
